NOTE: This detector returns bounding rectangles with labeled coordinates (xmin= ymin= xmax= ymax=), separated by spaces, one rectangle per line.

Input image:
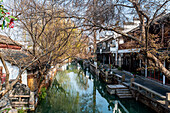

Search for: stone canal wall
xmin=131 ymin=89 xmax=170 ymax=113
xmin=130 ymin=82 xmax=170 ymax=113
xmin=87 ymin=62 xmax=170 ymax=113
xmin=89 ymin=63 xmax=98 ymax=75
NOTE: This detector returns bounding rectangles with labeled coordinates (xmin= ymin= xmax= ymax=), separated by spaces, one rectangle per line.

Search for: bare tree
xmin=57 ymin=0 xmax=170 ymax=78
xmin=0 ymin=0 xmax=89 ymax=98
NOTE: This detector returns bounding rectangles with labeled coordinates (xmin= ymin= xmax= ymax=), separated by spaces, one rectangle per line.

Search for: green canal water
xmin=33 ymin=63 xmax=155 ymax=113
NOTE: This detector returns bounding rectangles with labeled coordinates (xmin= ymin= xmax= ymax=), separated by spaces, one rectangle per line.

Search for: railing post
xmin=97 ymin=69 xmax=99 ymax=76
xmin=105 ymin=71 xmax=108 ymax=82
xmin=122 ymin=75 xmax=125 ymax=82
xmin=138 ymin=86 xmax=141 ymax=91
xmin=97 ymin=70 xmax=100 ymax=79
xmin=29 ymin=91 xmax=35 ymax=109
xmin=130 ymin=78 xmax=134 ymax=88
xmin=151 ymin=93 xmax=154 ymax=98
xmin=113 ymin=74 xmax=115 ymax=81
xmin=166 ymin=93 xmax=170 ymax=107
xmin=95 ymin=66 xmax=97 ymax=75
xmin=146 ymin=91 xmax=149 ymax=96
xmin=105 ymin=71 xmax=108 ymax=76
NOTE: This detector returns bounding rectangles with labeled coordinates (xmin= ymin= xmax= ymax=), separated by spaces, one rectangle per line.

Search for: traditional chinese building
xmin=119 ymin=13 xmax=170 ymax=85
xmin=96 ymin=13 xmax=170 ymax=85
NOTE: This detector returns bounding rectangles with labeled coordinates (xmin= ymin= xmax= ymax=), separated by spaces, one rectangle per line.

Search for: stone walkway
xmin=111 ymin=69 xmax=170 ymax=96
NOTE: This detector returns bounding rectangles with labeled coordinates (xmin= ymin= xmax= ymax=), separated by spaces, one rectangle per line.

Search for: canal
xmin=33 ymin=63 xmax=155 ymax=113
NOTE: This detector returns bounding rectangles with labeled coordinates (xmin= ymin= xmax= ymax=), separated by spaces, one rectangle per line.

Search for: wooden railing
xmin=9 ymin=94 xmax=30 ymax=108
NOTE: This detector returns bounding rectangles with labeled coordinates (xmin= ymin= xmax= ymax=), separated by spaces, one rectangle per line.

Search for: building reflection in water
xmin=33 ymin=63 xmax=155 ymax=113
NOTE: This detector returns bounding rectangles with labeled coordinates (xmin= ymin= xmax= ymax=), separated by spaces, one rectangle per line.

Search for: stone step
xmin=117 ymin=94 xmax=133 ymax=99
xmin=116 ymin=90 xmax=131 ymax=94
xmin=116 ymin=88 xmax=129 ymax=91
xmin=118 ymin=95 xmax=133 ymax=99
xmin=117 ymin=93 xmax=132 ymax=96
xmin=107 ymin=85 xmax=127 ymax=89
xmin=107 ymin=85 xmax=129 ymax=95
xmin=107 ymin=88 xmax=115 ymax=95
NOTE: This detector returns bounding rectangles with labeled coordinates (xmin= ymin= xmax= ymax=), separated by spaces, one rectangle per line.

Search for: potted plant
xmin=118 ymin=67 xmax=122 ymax=70
xmin=132 ymin=72 xmax=136 ymax=78
xmin=111 ymin=64 xmax=113 ymax=69
xmin=97 ymin=61 xmax=100 ymax=67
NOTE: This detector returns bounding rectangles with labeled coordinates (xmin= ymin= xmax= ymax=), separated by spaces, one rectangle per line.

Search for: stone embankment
xmin=84 ymin=59 xmax=170 ymax=113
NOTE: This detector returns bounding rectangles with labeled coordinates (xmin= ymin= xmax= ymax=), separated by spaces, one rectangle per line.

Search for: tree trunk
xmin=0 ymin=53 xmax=10 ymax=89
xmin=93 ymin=30 xmax=97 ymax=54
xmin=147 ymin=52 xmax=170 ymax=79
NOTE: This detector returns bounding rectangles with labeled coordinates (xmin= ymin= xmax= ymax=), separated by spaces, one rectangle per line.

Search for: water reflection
xmin=33 ymin=63 xmax=155 ymax=113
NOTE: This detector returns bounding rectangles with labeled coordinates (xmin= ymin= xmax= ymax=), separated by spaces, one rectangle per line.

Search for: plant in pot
xmin=111 ymin=64 xmax=113 ymax=69
xmin=97 ymin=61 xmax=100 ymax=67
xmin=118 ymin=67 xmax=122 ymax=70
xmin=132 ymin=72 xmax=136 ymax=78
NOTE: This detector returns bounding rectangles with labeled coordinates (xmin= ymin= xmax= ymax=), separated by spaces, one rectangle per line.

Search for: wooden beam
xmin=11 ymin=102 xmax=29 ymax=105
xmin=9 ymin=95 xmax=30 ymax=98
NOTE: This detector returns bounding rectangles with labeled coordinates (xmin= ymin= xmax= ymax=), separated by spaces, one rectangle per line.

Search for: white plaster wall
xmin=110 ymin=46 xmax=117 ymax=52
xmin=0 ymin=60 xmax=27 ymax=85
xmin=61 ymin=64 xmax=68 ymax=70
xmin=119 ymin=38 xmax=124 ymax=44
xmin=134 ymin=20 xmax=140 ymax=25
xmin=22 ymin=70 xmax=27 ymax=85
xmin=110 ymin=39 xmax=119 ymax=53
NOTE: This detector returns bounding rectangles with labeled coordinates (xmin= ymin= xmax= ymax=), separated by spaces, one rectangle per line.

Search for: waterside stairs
xmin=107 ymin=84 xmax=132 ymax=98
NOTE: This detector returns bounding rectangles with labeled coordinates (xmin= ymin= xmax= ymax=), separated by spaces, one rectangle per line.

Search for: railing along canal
xmin=131 ymin=81 xmax=170 ymax=108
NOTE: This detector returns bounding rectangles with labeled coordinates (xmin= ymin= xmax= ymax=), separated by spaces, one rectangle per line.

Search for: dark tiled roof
xmin=0 ymin=34 xmax=22 ymax=46
xmin=123 ymin=22 xmax=134 ymax=25
xmin=0 ymin=49 xmax=49 ymax=70
xmin=119 ymin=41 xmax=139 ymax=50
xmin=0 ymin=49 xmax=37 ymax=70
xmin=152 ymin=13 xmax=170 ymax=24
